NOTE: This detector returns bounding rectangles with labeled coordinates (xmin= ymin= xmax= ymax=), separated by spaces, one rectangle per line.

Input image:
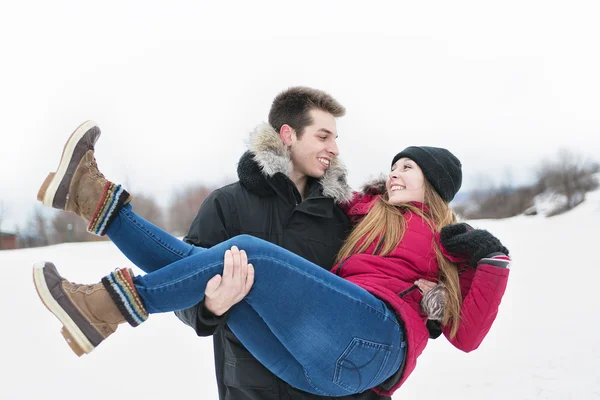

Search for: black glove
xmin=426 ymin=319 xmax=443 ymax=339
xmin=440 ymin=223 xmax=509 ymax=267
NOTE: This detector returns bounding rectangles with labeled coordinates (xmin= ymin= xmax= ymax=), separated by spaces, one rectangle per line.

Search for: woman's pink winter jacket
xmin=332 ymin=192 xmax=510 ymax=396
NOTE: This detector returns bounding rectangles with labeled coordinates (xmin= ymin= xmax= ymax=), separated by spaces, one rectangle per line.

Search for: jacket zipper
xmin=398 ymin=285 xmax=418 ymax=298
xmin=333 ymin=257 xmax=349 ymax=275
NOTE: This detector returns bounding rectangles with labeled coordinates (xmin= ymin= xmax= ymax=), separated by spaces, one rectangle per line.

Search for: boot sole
xmin=38 ymin=120 xmax=100 ymax=209
xmin=33 ymin=261 xmax=95 ymax=356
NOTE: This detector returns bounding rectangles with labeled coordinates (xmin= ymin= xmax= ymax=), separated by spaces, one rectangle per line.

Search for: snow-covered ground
xmin=1 ymin=190 xmax=598 ymax=399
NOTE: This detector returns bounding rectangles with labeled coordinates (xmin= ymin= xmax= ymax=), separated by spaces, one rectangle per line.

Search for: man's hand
xmin=204 ymin=246 xmax=255 ymax=316
xmin=415 ymin=279 xmax=437 ymax=295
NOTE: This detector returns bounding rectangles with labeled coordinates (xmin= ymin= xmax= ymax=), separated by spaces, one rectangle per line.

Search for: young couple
xmin=33 ymin=87 xmax=510 ymax=399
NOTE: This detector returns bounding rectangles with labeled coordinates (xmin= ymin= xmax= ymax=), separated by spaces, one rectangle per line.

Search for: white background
xmin=1 ymin=1 xmax=599 ymax=230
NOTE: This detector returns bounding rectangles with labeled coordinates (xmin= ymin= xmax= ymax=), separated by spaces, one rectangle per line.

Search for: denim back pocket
xmin=333 ymin=338 xmax=392 ymax=393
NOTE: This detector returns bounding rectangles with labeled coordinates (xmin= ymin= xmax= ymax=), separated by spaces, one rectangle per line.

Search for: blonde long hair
xmin=335 ymin=182 xmax=462 ymax=337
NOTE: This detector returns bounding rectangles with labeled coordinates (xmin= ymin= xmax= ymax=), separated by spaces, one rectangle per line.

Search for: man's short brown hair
xmin=268 ymin=87 xmax=345 ymax=137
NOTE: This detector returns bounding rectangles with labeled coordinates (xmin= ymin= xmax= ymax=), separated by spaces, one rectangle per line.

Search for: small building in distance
xmin=0 ymin=232 xmax=18 ymax=250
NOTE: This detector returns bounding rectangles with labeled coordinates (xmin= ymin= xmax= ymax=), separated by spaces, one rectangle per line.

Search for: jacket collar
xmin=237 ymin=123 xmax=353 ymax=204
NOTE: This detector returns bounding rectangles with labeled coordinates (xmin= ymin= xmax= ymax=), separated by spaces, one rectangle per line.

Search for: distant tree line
xmin=10 ymin=183 xmax=219 ymax=249
xmin=0 ymin=200 xmax=6 ymax=233
xmin=454 ymin=148 xmax=599 ymax=219
xmin=3 ymin=148 xmax=599 ymax=249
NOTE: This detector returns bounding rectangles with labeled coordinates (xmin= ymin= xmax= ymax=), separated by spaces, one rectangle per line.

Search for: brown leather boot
xmin=37 ymin=121 xmax=131 ymax=235
xmin=33 ymin=261 xmax=148 ymax=356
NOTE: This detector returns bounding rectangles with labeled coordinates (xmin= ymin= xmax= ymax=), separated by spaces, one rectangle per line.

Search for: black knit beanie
xmin=391 ymin=146 xmax=462 ymax=202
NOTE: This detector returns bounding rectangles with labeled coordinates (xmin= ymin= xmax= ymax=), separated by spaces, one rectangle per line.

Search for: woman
xmin=33 ymin=121 xmax=510 ymax=397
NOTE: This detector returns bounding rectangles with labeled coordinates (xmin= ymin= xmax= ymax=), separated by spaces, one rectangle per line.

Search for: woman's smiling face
xmin=386 ymin=157 xmax=425 ymax=205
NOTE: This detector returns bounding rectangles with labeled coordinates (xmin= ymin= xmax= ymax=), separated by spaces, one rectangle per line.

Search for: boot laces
xmin=71 ymin=283 xmax=99 ymax=294
xmin=86 ymin=158 xmax=105 ymax=179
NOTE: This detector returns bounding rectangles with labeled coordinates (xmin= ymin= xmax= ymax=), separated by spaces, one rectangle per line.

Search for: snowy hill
xmin=2 ymin=190 xmax=599 ymax=399
xmin=525 ymin=174 xmax=600 ymax=218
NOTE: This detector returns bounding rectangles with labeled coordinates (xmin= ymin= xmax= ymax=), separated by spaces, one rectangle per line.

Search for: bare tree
xmin=51 ymin=211 xmax=95 ymax=243
xmin=47 ymin=193 xmax=166 ymax=243
xmin=0 ymin=200 xmax=6 ymax=232
xmin=537 ymin=148 xmax=599 ymax=210
xmin=456 ymin=169 xmax=541 ymax=220
xmin=461 ymin=150 xmax=599 ymax=219
xmin=168 ymin=184 xmax=216 ymax=235
xmin=130 ymin=193 xmax=166 ymax=229
xmin=462 ymin=185 xmax=540 ymax=220
xmin=20 ymin=206 xmax=54 ymax=247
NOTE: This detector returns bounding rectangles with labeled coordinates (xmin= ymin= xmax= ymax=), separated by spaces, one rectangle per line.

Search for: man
xmin=175 ymin=87 xmax=390 ymax=399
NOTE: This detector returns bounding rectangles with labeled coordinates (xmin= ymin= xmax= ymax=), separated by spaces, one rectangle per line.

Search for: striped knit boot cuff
xmin=87 ymin=182 xmax=131 ymax=236
xmin=101 ymin=268 xmax=148 ymax=327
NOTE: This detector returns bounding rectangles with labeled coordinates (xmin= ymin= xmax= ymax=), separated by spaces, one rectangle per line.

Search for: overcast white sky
xmin=1 ymin=1 xmax=599 ymax=231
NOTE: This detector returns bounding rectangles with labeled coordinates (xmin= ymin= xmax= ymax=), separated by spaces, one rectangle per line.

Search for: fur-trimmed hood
xmin=360 ymin=174 xmax=387 ymax=195
xmin=237 ymin=123 xmax=353 ymax=204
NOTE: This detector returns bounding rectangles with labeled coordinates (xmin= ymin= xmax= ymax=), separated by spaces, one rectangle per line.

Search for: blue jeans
xmin=106 ymin=204 xmax=405 ymax=396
